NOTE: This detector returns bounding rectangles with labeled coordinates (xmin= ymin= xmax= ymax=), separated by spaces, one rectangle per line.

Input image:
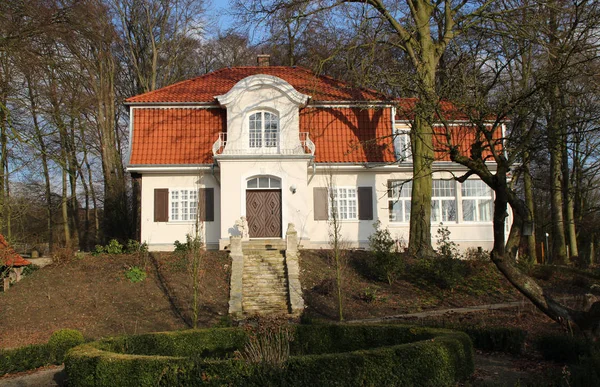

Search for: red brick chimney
xmin=257 ymin=54 xmax=271 ymax=67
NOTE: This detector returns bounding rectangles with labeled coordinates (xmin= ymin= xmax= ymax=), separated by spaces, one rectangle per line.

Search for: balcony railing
xmin=212 ymin=132 xmax=315 ymax=156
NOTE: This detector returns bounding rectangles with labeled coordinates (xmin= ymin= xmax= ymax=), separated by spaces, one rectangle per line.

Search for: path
xmin=346 ymin=300 xmax=527 ymax=323
xmin=0 ymin=366 xmax=65 ymax=387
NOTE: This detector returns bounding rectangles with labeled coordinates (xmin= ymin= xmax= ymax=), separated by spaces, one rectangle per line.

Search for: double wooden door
xmin=246 ymin=190 xmax=282 ymax=238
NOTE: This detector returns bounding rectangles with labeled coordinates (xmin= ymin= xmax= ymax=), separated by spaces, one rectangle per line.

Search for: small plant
xmin=360 ymin=286 xmax=378 ymax=303
xmin=125 ymin=239 xmax=148 ymax=254
xmin=125 ymin=266 xmax=146 ymax=283
xmin=436 ymin=225 xmax=462 ymax=260
xmin=236 ymin=316 xmax=294 ymax=369
xmin=464 ymin=247 xmax=490 ymax=262
xmin=105 ymin=239 xmax=124 ymax=254
xmin=173 ymin=234 xmax=203 ymax=253
xmin=93 ymin=245 xmax=105 ymax=256
xmin=368 ymin=221 xmax=404 ymax=284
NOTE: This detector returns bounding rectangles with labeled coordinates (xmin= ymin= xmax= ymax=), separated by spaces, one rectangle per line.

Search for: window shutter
xmin=154 ymin=189 xmax=169 ymax=222
xmin=313 ymin=187 xmax=329 ymax=220
xmin=358 ymin=187 xmax=373 ymax=220
xmin=198 ymin=188 xmax=214 ymax=222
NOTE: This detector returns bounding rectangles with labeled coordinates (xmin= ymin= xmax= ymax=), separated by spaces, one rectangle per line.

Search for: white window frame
xmin=246 ymin=176 xmax=281 ymax=190
xmin=170 ymin=189 xmax=198 ymax=222
xmin=329 ymin=187 xmax=358 ymax=220
xmin=431 ymin=180 xmax=457 ymax=223
xmin=394 ymin=129 xmax=412 ymax=162
xmin=388 ymin=180 xmax=412 ymax=223
xmin=249 ymin=111 xmax=279 ymax=148
xmin=461 ymin=179 xmax=493 ymax=222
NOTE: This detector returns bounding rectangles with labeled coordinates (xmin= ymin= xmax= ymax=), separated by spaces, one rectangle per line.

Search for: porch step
xmin=242 ymin=239 xmax=286 ymax=251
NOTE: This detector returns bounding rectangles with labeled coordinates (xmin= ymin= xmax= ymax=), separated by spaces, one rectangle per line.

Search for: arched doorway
xmin=245 ymin=176 xmax=282 ymax=238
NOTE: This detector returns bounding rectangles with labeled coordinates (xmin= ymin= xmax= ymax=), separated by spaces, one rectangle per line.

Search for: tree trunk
xmin=562 ymin=139 xmax=578 ymax=259
xmin=523 ymin=151 xmax=537 ymax=263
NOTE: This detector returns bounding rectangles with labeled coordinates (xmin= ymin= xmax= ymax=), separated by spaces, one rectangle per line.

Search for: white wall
xmin=305 ymin=168 xmax=495 ymax=252
xmin=217 ymin=158 xmax=311 ymax=248
xmin=141 ymin=173 xmax=221 ymax=251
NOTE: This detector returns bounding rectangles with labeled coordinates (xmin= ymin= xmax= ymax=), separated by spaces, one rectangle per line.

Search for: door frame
xmin=244 ymin=175 xmax=283 ymax=239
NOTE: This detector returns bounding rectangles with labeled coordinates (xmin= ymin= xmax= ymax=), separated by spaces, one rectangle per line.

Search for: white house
xmin=125 ymin=59 xmax=499 ymax=252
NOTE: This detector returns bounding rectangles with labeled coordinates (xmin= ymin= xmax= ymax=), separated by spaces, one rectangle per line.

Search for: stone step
xmin=243 ymin=301 xmax=289 ymax=310
xmin=243 ymin=267 xmax=286 ymax=275
xmin=243 ymin=278 xmax=287 ymax=285
xmin=244 ymin=287 xmax=288 ymax=295
xmin=242 ymin=240 xmax=286 ymax=250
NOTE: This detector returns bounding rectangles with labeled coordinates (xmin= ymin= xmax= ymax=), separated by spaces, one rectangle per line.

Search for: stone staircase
xmin=241 ymin=239 xmax=291 ymax=316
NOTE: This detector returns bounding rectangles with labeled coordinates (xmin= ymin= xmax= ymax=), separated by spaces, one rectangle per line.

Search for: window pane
xmin=442 ymin=200 xmax=456 ymax=221
xmin=431 ymin=200 xmax=440 ymax=223
xmin=259 ymin=177 xmax=269 ymax=188
xmin=247 ymin=178 xmax=258 ymax=188
xmin=462 ymin=200 xmax=475 ymax=221
xmin=405 ymin=200 xmax=411 ymax=222
xmin=479 ymin=199 xmax=493 ymax=222
xmin=389 ymin=201 xmax=403 ymax=222
xmin=270 ymin=178 xmax=281 ymax=188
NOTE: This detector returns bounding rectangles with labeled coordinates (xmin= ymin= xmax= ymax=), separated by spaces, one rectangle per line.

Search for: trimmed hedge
xmin=412 ymin=321 xmax=526 ymax=355
xmin=0 ymin=329 xmax=84 ymax=375
xmin=65 ymin=325 xmax=473 ymax=386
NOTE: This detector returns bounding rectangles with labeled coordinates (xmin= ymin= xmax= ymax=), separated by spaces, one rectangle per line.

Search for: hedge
xmin=65 ymin=324 xmax=473 ymax=386
xmin=409 ymin=321 xmax=526 ymax=355
xmin=0 ymin=329 xmax=84 ymax=375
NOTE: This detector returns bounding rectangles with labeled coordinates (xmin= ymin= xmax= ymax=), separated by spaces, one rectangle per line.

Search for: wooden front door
xmin=246 ymin=190 xmax=282 ymax=238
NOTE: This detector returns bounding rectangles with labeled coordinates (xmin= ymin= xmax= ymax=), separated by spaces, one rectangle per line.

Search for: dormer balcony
xmin=212 ymin=132 xmax=315 ymax=156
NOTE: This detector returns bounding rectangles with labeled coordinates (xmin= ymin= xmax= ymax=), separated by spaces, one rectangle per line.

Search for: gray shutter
xmin=313 ymin=187 xmax=329 ymax=220
xmin=154 ymin=188 xmax=169 ymax=222
xmin=358 ymin=187 xmax=373 ymax=220
xmin=199 ymin=188 xmax=214 ymax=222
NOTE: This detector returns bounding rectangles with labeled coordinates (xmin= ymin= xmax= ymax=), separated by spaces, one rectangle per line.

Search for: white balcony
xmin=212 ymin=132 xmax=315 ymax=156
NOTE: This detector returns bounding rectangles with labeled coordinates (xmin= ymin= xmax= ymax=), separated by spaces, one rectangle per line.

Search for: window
xmin=431 ymin=180 xmax=456 ymax=223
xmin=247 ymin=176 xmax=281 ymax=189
xmin=388 ymin=180 xmax=412 ymax=222
xmin=394 ymin=130 xmax=412 ymax=161
xmin=170 ymin=189 xmax=198 ymax=221
xmin=249 ymin=111 xmax=279 ymax=148
xmin=462 ymin=179 xmax=493 ymax=222
xmin=330 ymin=187 xmax=358 ymax=220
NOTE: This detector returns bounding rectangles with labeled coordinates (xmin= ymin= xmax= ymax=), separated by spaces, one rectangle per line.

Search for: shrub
xmin=173 ymin=234 xmax=203 ymax=253
xmin=65 ymin=325 xmax=474 ymax=387
xmin=125 ymin=239 xmax=148 ymax=254
xmin=124 ymin=266 xmax=147 ymax=283
xmin=105 ymin=239 xmax=123 ymax=255
xmin=0 ymin=329 xmax=84 ymax=375
xmin=367 ymin=221 xmax=404 ymax=284
xmin=537 ymin=334 xmax=592 ymax=363
xmin=48 ymin=329 xmax=85 ymax=360
xmin=436 ymin=225 xmax=462 ymax=260
xmin=410 ymin=257 xmax=470 ymax=290
xmin=464 ymin=247 xmax=490 ymax=262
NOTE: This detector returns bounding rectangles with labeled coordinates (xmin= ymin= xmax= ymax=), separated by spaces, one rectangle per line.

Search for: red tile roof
xmin=300 ymin=107 xmax=396 ymax=163
xmin=125 ymin=67 xmax=388 ymax=103
xmin=0 ymin=234 xmax=30 ymax=267
xmin=129 ymin=108 xmax=226 ymax=165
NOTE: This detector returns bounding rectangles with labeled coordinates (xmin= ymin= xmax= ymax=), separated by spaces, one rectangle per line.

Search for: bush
xmin=0 ymin=329 xmax=84 ymax=375
xmin=174 ymin=234 xmax=203 ymax=253
xmin=125 ymin=239 xmax=148 ymax=254
xmin=48 ymin=329 xmax=85 ymax=360
xmin=367 ymin=221 xmax=404 ymax=284
xmin=536 ymin=334 xmax=600 ymax=387
xmin=65 ymin=325 xmax=474 ymax=386
xmin=410 ymin=257 xmax=470 ymax=290
xmin=415 ymin=322 xmax=526 ymax=355
xmin=537 ymin=335 xmax=592 ymax=363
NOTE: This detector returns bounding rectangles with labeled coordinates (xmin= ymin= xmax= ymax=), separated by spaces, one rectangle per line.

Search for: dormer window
xmin=249 ymin=111 xmax=279 ymax=148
